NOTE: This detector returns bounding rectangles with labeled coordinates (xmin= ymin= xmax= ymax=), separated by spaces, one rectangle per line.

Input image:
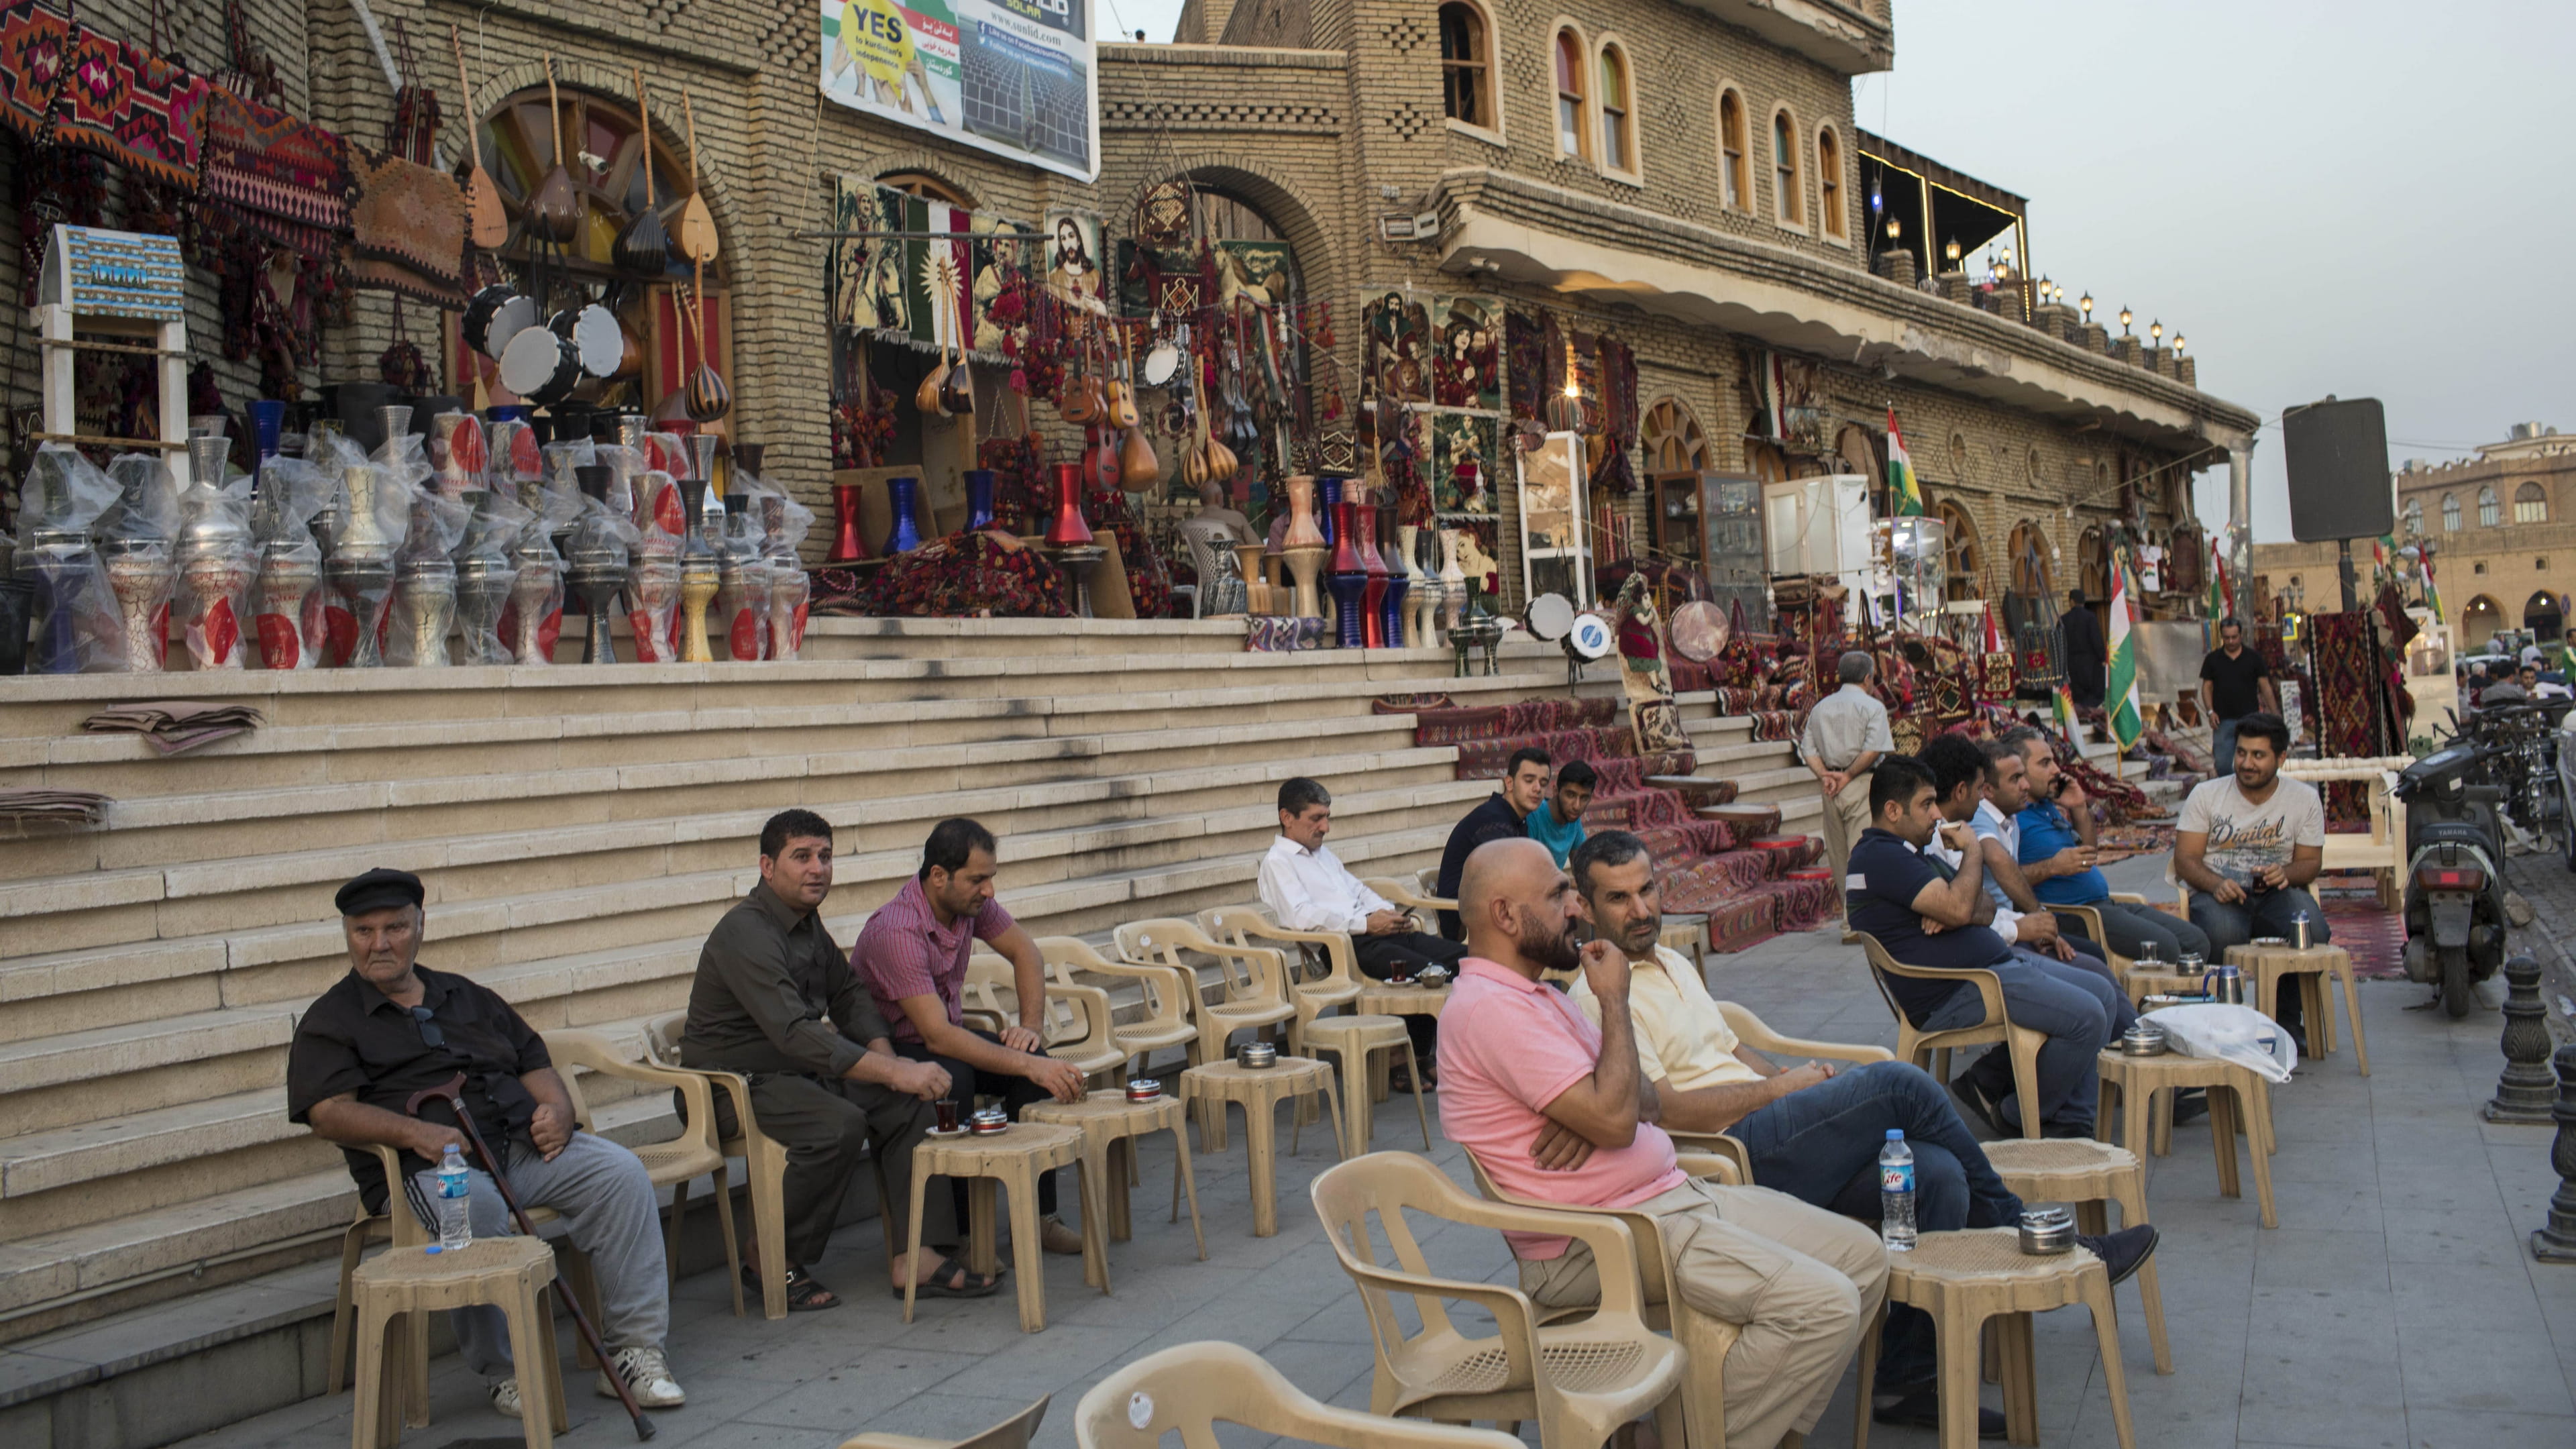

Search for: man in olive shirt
xmin=680 ymin=809 xmax=998 ymax=1309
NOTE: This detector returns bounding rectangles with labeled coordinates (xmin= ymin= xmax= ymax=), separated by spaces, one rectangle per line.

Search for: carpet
xmin=2322 ymin=902 xmax=2406 ymax=981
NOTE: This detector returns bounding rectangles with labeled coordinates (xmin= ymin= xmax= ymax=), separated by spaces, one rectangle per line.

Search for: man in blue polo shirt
xmin=2004 ymin=728 xmax=2209 ymax=965
xmin=1847 ymin=755 xmax=2131 ymax=1137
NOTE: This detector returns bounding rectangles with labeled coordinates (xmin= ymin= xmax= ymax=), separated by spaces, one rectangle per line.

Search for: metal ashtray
xmin=1236 ymin=1042 xmax=1278 ymax=1070
xmin=2119 ymin=1022 xmax=2171 ymax=1057
xmin=1126 ymin=1077 xmax=1164 ymax=1102
xmin=1416 ymin=964 xmax=1452 ymax=987
xmin=2178 ymin=952 xmax=2206 ymax=971
xmin=2251 ymin=936 xmax=2288 ymax=947
xmin=2019 ymin=1206 xmax=2076 ymax=1256
xmin=969 ymin=1108 xmax=1010 ymax=1136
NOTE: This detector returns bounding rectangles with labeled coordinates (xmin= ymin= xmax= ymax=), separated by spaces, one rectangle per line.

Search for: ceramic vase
xmin=883 ymin=476 xmax=926 ymax=555
xmin=963 ymin=470 xmax=998 ymax=531
xmin=826 ymin=482 xmax=870 ymax=562
xmin=1045 ymin=463 xmax=1095 ymax=547
xmin=1283 ymin=476 xmax=1326 ymax=549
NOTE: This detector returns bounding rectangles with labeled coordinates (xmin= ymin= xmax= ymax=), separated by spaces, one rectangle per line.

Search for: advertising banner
xmin=820 ymin=0 xmax=1098 ymax=182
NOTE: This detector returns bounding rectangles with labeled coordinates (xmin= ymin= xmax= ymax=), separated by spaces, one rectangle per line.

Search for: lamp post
xmin=2079 ymin=292 xmax=2094 ymax=323
xmin=2150 ymin=319 xmax=2163 ymax=347
xmin=1944 ymin=237 xmax=1960 ymax=268
xmin=2174 ymin=333 xmax=2187 ymax=357
xmin=2118 ymin=307 xmax=2133 ymax=337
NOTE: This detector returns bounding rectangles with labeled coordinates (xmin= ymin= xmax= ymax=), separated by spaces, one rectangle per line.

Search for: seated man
xmin=1434 ymin=746 xmax=1551 ymax=938
xmin=2006 ymin=727 xmax=2212 ymax=965
xmin=289 ymin=868 xmax=686 ymax=1417
xmin=1526 ymin=758 xmax=1595 ymax=867
xmin=2175 ymin=713 xmax=2328 ymax=1034
xmin=1568 ymin=833 xmax=2150 ymax=1433
xmin=2477 ymin=666 xmax=2530 ymax=709
xmin=1443 ymin=837 xmax=1889 ymax=1449
xmin=1849 ymin=757 xmax=2135 ymax=1138
xmin=1258 ymin=777 xmax=1462 ymax=1073
xmin=683 ymin=810 xmax=996 ymax=1308
xmin=855 ymin=818 xmax=1090 ymax=1255
xmin=1920 ymin=734 xmax=2105 ymax=972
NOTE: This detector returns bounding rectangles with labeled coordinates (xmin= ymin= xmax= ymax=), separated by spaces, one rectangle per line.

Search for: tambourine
xmin=1524 ymin=591 xmax=1575 ymax=641
xmin=549 ymin=305 xmax=626 ymax=379
xmin=1565 ymin=612 xmax=1615 ymax=660
xmin=1669 ymin=600 xmax=1729 ymax=662
xmin=1142 ymin=341 xmax=1181 ymax=386
xmin=463 ymin=285 xmax=535 ymax=361
xmin=498 ymin=327 xmax=583 ymax=407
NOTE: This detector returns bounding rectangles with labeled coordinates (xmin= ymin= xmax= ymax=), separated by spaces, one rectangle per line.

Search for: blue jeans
xmin=2189 ymin=887 xmax=2331 ymax=1024
xmin=1732 ymin=1060 xmax=2025 ymax=1391
xmin=2214 ymin=717 xmax=2245 ymax=774
xmin=1920 ymin=948 xmax=2133 ymax=1133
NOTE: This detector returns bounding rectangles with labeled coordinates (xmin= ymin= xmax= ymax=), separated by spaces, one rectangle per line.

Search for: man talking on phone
xmin=2004 ymin=727 xmax=2210 ymax=965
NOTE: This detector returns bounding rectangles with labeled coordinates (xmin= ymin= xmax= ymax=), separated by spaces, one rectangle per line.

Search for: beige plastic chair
xmin=1463 ymin=1148 xmax=1748 ymax=1449
xmin=840 ymin=1395 xmax=1049 ymax=1449
xmin=1664 ymin=1003 xmax=1897 ymax=1173
xmin=1366 ymin=873 xmax=1457 ymax=916
xmin=1076 ymin=1340 xmax=1525 ymax=1449
xmin=545 ymin=1028 xmax=738 ymax=1295
xmin=1037 ymin=935 xmax=1198 ymax=1077
xmin=964 ymin=948 xmax=1126 ymax=1079
xmin=1312 ymin=1152 xmax=1687 ymax=1449
xmin=1119 ymin=918 xmax=1298 ymax=1147
xmin=1196 ymin=904 xmax=1363 ymax=1055
xmin=1847 ymin=930 xmax=2044 ymax=1140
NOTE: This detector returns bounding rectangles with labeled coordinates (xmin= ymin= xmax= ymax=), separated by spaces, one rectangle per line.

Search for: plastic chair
xmin=1663 ymin=1003 xmax=1898 ymax=1173
xmin=545 ymin=1026 xmax=737 ymax=1301
xmin=1366 ymin=873 xmax=1457 ymax=916
xmin=1311 ymin=1152 xmax=1688 ymax=1449
xmin=1076 ymin=1340 xmax=1525 ymax=1449
xmin=1036 ymin=935 xmax=1198 ymax=1078
xmin=1463 ymin=1148 xmax=1748 ymax=1449
xmin=840 ymin=1395 xmax=1049 ymax=1449
xmin=964 ymin=948 xmax=1125 ymax=1079
xmin=1196 ymin=903 xmax=1362 ymax=1057
xmin=1118 ymin=918 xmax=1297 ymax=1148
xmin=1847 ymin=930 xmax=2044 ymax=1140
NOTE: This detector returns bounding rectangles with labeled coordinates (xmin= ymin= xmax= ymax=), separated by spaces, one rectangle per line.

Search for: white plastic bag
xmin=2146 ymin=1002 xmax=2298 ymax=1083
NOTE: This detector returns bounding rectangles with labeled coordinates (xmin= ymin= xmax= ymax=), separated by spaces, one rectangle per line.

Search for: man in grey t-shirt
xmin=2174 ymin=712 xmax=2327 ymax=1033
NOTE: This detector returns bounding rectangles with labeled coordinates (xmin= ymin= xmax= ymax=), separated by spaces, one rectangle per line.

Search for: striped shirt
xmin=851 ymin=876 xmax=1016 ymax=1044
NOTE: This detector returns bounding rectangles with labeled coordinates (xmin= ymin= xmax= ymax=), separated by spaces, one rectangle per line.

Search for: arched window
xmin=1937 ymin=500 xmax=1983 ymax=602
xmin=2516 ymin=481 xmax=2548 ymax=524
xmin=1816 ymin=127 xmax=1845 ymax=239
xmin=878 ymin=171 xmax=972 ymax=206
xmin=2442 ymin=492 xmax=2461 ymax=532
xmin=2402 ymin=496 xmax=2422 ymax=535
xmin=1553 ymin=29 xmax=1589 ymax=160
xmin=1771 ymin=109 xmax=1803 ymax=225
xmin=1438 ymin=4 xmax=1491 ymax=129
xmin=1716 ymin=91 xmax=1748 ymax=209
xmin=2479 ymin=485 xmax=2502 ymax=527
xmin=1596 ymin=42 xmax=1634 ymax=172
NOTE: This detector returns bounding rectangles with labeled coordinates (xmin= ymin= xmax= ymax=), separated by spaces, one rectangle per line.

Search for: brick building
xmin=2255 ymin=423 xmax=2576 ymax=651
xmin=0 ymin=0 xmax=2254 ymax=621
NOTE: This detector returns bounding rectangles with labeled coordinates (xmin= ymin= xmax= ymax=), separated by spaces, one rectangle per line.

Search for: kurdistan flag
xmin=1885 ymin=407 xmax=1924 ymax=517
xmin=2105 ymin=543 xmax=2145 ymax=751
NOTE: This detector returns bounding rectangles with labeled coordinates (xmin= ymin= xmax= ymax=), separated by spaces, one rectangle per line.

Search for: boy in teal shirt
xmin=1525 ymin=759 xmax=1595 ymax=866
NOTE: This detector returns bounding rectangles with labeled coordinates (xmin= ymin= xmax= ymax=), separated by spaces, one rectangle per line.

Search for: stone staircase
xmin=1686 ymin=712 xmax=1824 ymax=829
xmin=0 ymin=619 xmax=1611 ymax=1346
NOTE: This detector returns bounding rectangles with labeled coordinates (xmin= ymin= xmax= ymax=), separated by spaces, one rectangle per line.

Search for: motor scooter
xmin=2392 ymin=739 xmax=2511 ymax=1017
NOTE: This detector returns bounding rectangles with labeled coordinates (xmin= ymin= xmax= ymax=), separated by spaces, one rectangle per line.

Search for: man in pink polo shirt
xmin=1440 ymin=838 xmax=1887 ymax=1449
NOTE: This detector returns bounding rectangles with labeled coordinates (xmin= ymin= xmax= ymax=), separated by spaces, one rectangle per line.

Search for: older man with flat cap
xmin=285 ymin=867 xmax=686 ymax=1421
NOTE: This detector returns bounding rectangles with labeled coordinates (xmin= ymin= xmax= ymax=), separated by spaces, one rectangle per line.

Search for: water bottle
xmin=1879 ymin=1129 xmax=1917 ymax=1251
xmin=431 ymin=1143 xmax=472 ymax=1252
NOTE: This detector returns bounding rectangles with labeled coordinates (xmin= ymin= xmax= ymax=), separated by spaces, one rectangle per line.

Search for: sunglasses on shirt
xmin=409 ymin=1005 xmax=445 ymax=1050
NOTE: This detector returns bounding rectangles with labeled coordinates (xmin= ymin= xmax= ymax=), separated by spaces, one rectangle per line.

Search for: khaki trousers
xmin=1520 ymin=1180 xmax=1888 ymax=1449
xmin=1819 ymin=781 xmax=1874 ymax=906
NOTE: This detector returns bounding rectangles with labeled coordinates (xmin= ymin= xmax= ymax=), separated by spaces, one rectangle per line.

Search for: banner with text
xmin=820 ymin=0 xmax=1098 ymax=182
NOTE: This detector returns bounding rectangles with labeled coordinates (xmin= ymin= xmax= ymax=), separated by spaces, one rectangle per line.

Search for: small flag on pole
xmin=1886 ymin=407 xmax=1925 ymax=517
xmin=2105 ymin=544 xmax=2145 ymax=752
xmin=2052 ymin=682 xmax=2081 ymax=746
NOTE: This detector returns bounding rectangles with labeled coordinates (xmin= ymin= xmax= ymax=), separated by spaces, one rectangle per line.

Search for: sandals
xmin=742 ymin=1263 xmax=841 ymax=1312
xmin=897 ymin=1256 xmax=1005 ymax=1299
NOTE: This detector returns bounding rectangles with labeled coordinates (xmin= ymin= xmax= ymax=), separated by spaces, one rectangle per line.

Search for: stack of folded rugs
xmin=0 ymin=790 xmax=109 ymax=825
xmin=81 ymin=700 xmax=265 ymax=756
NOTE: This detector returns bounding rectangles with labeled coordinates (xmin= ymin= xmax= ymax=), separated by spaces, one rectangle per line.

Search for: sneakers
xmin=488 ymin=1377 xmax=523 ymax=1419
xmin=597 ymin=1344 xmax=686 ymax=1409
xmin=1039 ymin=1214 xmax=1085 ymax=1255
xmin=2075 ymin=1224 xmax=2159 ymax=1286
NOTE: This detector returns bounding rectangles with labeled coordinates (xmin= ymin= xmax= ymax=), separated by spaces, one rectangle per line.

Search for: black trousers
xmin=896 ymin=1027 xmax=1058 ymax=1218
xmin=1351 ymin=931 xmax=1468 ymax=1057
xmin=700 ymin=1073 xmax=953 ymax=1270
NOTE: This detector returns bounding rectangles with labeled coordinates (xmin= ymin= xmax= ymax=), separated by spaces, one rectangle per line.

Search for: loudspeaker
xmin=2283 ymin=396 xmax=2394 ymax=543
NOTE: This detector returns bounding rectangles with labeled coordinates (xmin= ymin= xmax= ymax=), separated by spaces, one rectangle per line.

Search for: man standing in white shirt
xmin=1802 ymin=651 xmax=1896 ymax=902
xmin=1256 ymin=777 xmax=1464 ymax=1073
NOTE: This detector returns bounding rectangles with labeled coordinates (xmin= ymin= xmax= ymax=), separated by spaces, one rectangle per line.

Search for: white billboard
xmin=820 ymin=0 xmax=1099 ymax=182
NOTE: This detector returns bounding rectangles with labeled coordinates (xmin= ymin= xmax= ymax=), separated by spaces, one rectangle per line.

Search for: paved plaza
xmin=172 ymin=856 xmax=2576 ymax=1449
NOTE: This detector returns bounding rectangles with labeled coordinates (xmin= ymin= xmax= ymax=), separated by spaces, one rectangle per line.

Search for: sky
xmin=1114 ymin=0 xmax=2573 ymax=541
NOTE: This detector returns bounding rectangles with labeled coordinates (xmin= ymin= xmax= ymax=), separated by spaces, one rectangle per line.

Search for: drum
xmin=498 ymin=327 xmax=583 ymax=407
xmin=462 ymin=286 xmax=535 ymax=361
xmin=549 ymin=305 xmax=626 ymax=379
xmin=1564 ymin=612 xmax=1614 ymax=660
xmin=1669 ymin=600 xmax=1729 ymax=662
xmin=1524 ymin=591 xmax=1575 ymax=641
xmin=1142 ymin=340 xmax=1181 ymax=387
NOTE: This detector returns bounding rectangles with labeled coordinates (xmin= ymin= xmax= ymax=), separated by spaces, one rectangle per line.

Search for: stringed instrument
xmin=938 ymin=288 xmax=975 ymax=418
xmin=1105 ymin=322 xmax=1140 ymax=431
xmin=529 ymin=56 xmax=582 ymax=244
xmin=610 ymin=67 xmax=670 ymax=278
xmin=449 ymin=29 xmax=508 ymax=250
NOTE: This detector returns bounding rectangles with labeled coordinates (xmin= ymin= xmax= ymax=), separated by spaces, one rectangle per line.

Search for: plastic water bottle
xmin=1878 ymin=1129 xmax=1917 ymax=1251
xmin=431 ymin=1143 xmax=472 ymax=1252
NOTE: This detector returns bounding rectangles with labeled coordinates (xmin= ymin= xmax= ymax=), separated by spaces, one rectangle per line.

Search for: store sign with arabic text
xmin=819 ymin=0 xmax=1099 ymax=182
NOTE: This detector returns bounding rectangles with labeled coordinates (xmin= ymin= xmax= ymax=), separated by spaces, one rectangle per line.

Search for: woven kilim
xmin=0 ymin=2 xmax=70 ymax=145
xmin=1699 ymin=892 xmax=1781 ymax=953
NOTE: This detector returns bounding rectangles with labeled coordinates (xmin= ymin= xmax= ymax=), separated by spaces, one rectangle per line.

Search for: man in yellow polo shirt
xmin=1565 ymin=829 xmax=2155 ymax=1435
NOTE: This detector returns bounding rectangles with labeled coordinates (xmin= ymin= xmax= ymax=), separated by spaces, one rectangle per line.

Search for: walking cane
xmin=406 ymin=1072 xmax=657 ymax=1440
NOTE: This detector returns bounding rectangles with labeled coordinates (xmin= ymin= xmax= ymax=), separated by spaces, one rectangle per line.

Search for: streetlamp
xmin=2174 ymin=333 xmax=2187 ymax=356
xmin=2118 ymin=306 xmax=2133 ymax=337
xmin=1944 ymin=237 xmax=1960 ymax=267
xmin=1884 ymin=216 xmax=1901 ymax=241
xmin=2150 ymin=319 xmax=2163 ymax=346
xmin=2079 ymin=292 xmax=2094 ymax=322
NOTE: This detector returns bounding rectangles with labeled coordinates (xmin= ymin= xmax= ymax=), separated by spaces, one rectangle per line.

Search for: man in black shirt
xmin=2059 ymin=588 xmax=2106 ymax=708
xmin=286 ymin=869 xmax=684 ymax=1419
xmin=1434 ymin=746 xmax=1551 ymax=938
xmin=2198 ymin=616 xmax=2277 ymax=773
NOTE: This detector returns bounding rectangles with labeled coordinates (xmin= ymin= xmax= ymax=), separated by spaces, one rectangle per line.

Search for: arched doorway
xmin=470 ymin=83 xmax=722 ymax=415
xmin=1642 ymin=398 xmax=1710 ymax=472
xmin=1935 ymin=499 xmax=1982 ymax=603
xmin=2003 ymin=519 xmax=2061 ymax=695
xmin=2008 ymin=521 xmax=2053 ymax=598
xmin=2076 ymin=523 xmax=2110 ymax=601
xmin=2524 ymin=590 xmax=2564 ymax=642
xmin=2462 ymin=594 xmax=2504 ymax=650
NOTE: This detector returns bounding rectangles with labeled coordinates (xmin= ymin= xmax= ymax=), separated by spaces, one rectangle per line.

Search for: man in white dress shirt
xmin=1256 ymin=777 xmax=1464 ymax=1078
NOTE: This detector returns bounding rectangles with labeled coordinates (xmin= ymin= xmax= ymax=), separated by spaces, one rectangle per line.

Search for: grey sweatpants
xmin=404 ymin=1130 xmax=667 ymax=1379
